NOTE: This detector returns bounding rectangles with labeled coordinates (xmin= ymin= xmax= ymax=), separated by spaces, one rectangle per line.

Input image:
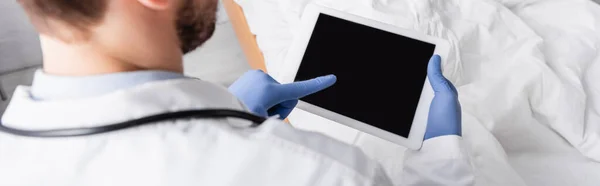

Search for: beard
xmin=176 ymin=0 xmax=218 ymax=54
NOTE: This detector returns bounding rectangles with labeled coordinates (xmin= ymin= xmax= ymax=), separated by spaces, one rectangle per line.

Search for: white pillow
xmin=0 ymin=0 xmax=42 ymax=74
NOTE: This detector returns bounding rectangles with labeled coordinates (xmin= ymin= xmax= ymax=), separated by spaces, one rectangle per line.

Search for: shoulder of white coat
xmin=146 ymin=79 xmax=245 ymax=110
xmin=258 ymin=118 xmax=386 ymax=182
xmin=2 ymin=79 xmax=247 ymax=129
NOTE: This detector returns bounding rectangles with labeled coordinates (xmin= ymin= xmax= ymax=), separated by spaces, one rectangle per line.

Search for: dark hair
xmin=17 ymin=0 xmax=107 ymax=39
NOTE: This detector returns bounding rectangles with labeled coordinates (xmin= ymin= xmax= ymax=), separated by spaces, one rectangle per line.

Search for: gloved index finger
xmin=278 ymin=75 xmax=337 ymax=99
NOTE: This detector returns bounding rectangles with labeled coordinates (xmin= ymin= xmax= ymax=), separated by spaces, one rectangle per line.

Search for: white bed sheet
xmin=235 ymin=0 xmax=600 ymax=185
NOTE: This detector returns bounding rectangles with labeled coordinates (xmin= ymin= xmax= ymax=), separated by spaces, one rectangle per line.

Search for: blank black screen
xmin=294 ymin=13 xmax=435 ymax=138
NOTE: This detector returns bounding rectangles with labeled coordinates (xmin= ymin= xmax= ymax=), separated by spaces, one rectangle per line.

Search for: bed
xmin=222 ymin=0 xmax=267 ymax=72
xmin=223 ymin=0 xmax=600 ymax=185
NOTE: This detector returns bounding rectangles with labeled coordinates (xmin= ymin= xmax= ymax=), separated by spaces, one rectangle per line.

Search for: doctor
xmin=0 ymin=0 xmax=473 ymax=185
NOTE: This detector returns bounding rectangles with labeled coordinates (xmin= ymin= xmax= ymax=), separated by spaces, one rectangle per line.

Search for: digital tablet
xmin=275 ymin=4 xmax=450 ymax=150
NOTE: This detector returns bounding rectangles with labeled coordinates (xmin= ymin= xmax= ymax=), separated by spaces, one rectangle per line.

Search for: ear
xmin=136 ymin=0 xmax=171 ymax=10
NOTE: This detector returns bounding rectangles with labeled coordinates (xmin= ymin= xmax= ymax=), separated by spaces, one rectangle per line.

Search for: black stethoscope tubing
xmin=0 ymin=109 xmax=266 ymax=138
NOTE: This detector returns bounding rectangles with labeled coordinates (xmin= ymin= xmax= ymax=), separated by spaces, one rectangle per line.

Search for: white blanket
xmin=235 ymin=0 xmax=600 ymax=185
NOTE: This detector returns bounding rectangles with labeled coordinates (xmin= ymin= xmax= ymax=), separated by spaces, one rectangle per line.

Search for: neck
xmin=40 ymin=35 xmax=183 ymax=76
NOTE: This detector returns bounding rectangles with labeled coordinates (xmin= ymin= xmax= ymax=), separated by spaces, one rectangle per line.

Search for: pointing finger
xmin=279 ymin=75 xmax=337 ymax=99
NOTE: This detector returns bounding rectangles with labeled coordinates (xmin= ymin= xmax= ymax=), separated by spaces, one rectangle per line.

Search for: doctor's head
xmin=17 ymin=0 xmax=218 ymax=75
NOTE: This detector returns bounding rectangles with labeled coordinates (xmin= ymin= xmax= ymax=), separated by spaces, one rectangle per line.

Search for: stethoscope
xmin=0 ymin=109 xmax=266 ymax=138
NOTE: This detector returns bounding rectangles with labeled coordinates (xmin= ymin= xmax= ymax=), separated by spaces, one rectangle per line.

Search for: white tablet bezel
xmin=274 ymin=4 xmax=450 ymax=150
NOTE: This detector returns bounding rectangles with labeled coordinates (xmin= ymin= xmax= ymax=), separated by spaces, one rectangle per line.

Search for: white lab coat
xmin=0 ymin=78 xmax=474 ymax=186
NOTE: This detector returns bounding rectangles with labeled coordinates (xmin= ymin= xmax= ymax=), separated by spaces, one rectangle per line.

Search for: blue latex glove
xmin=424 ymin=55 xmax=462 ymax=140
xmin=229 ymin=70 xmax=337 ymax=119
